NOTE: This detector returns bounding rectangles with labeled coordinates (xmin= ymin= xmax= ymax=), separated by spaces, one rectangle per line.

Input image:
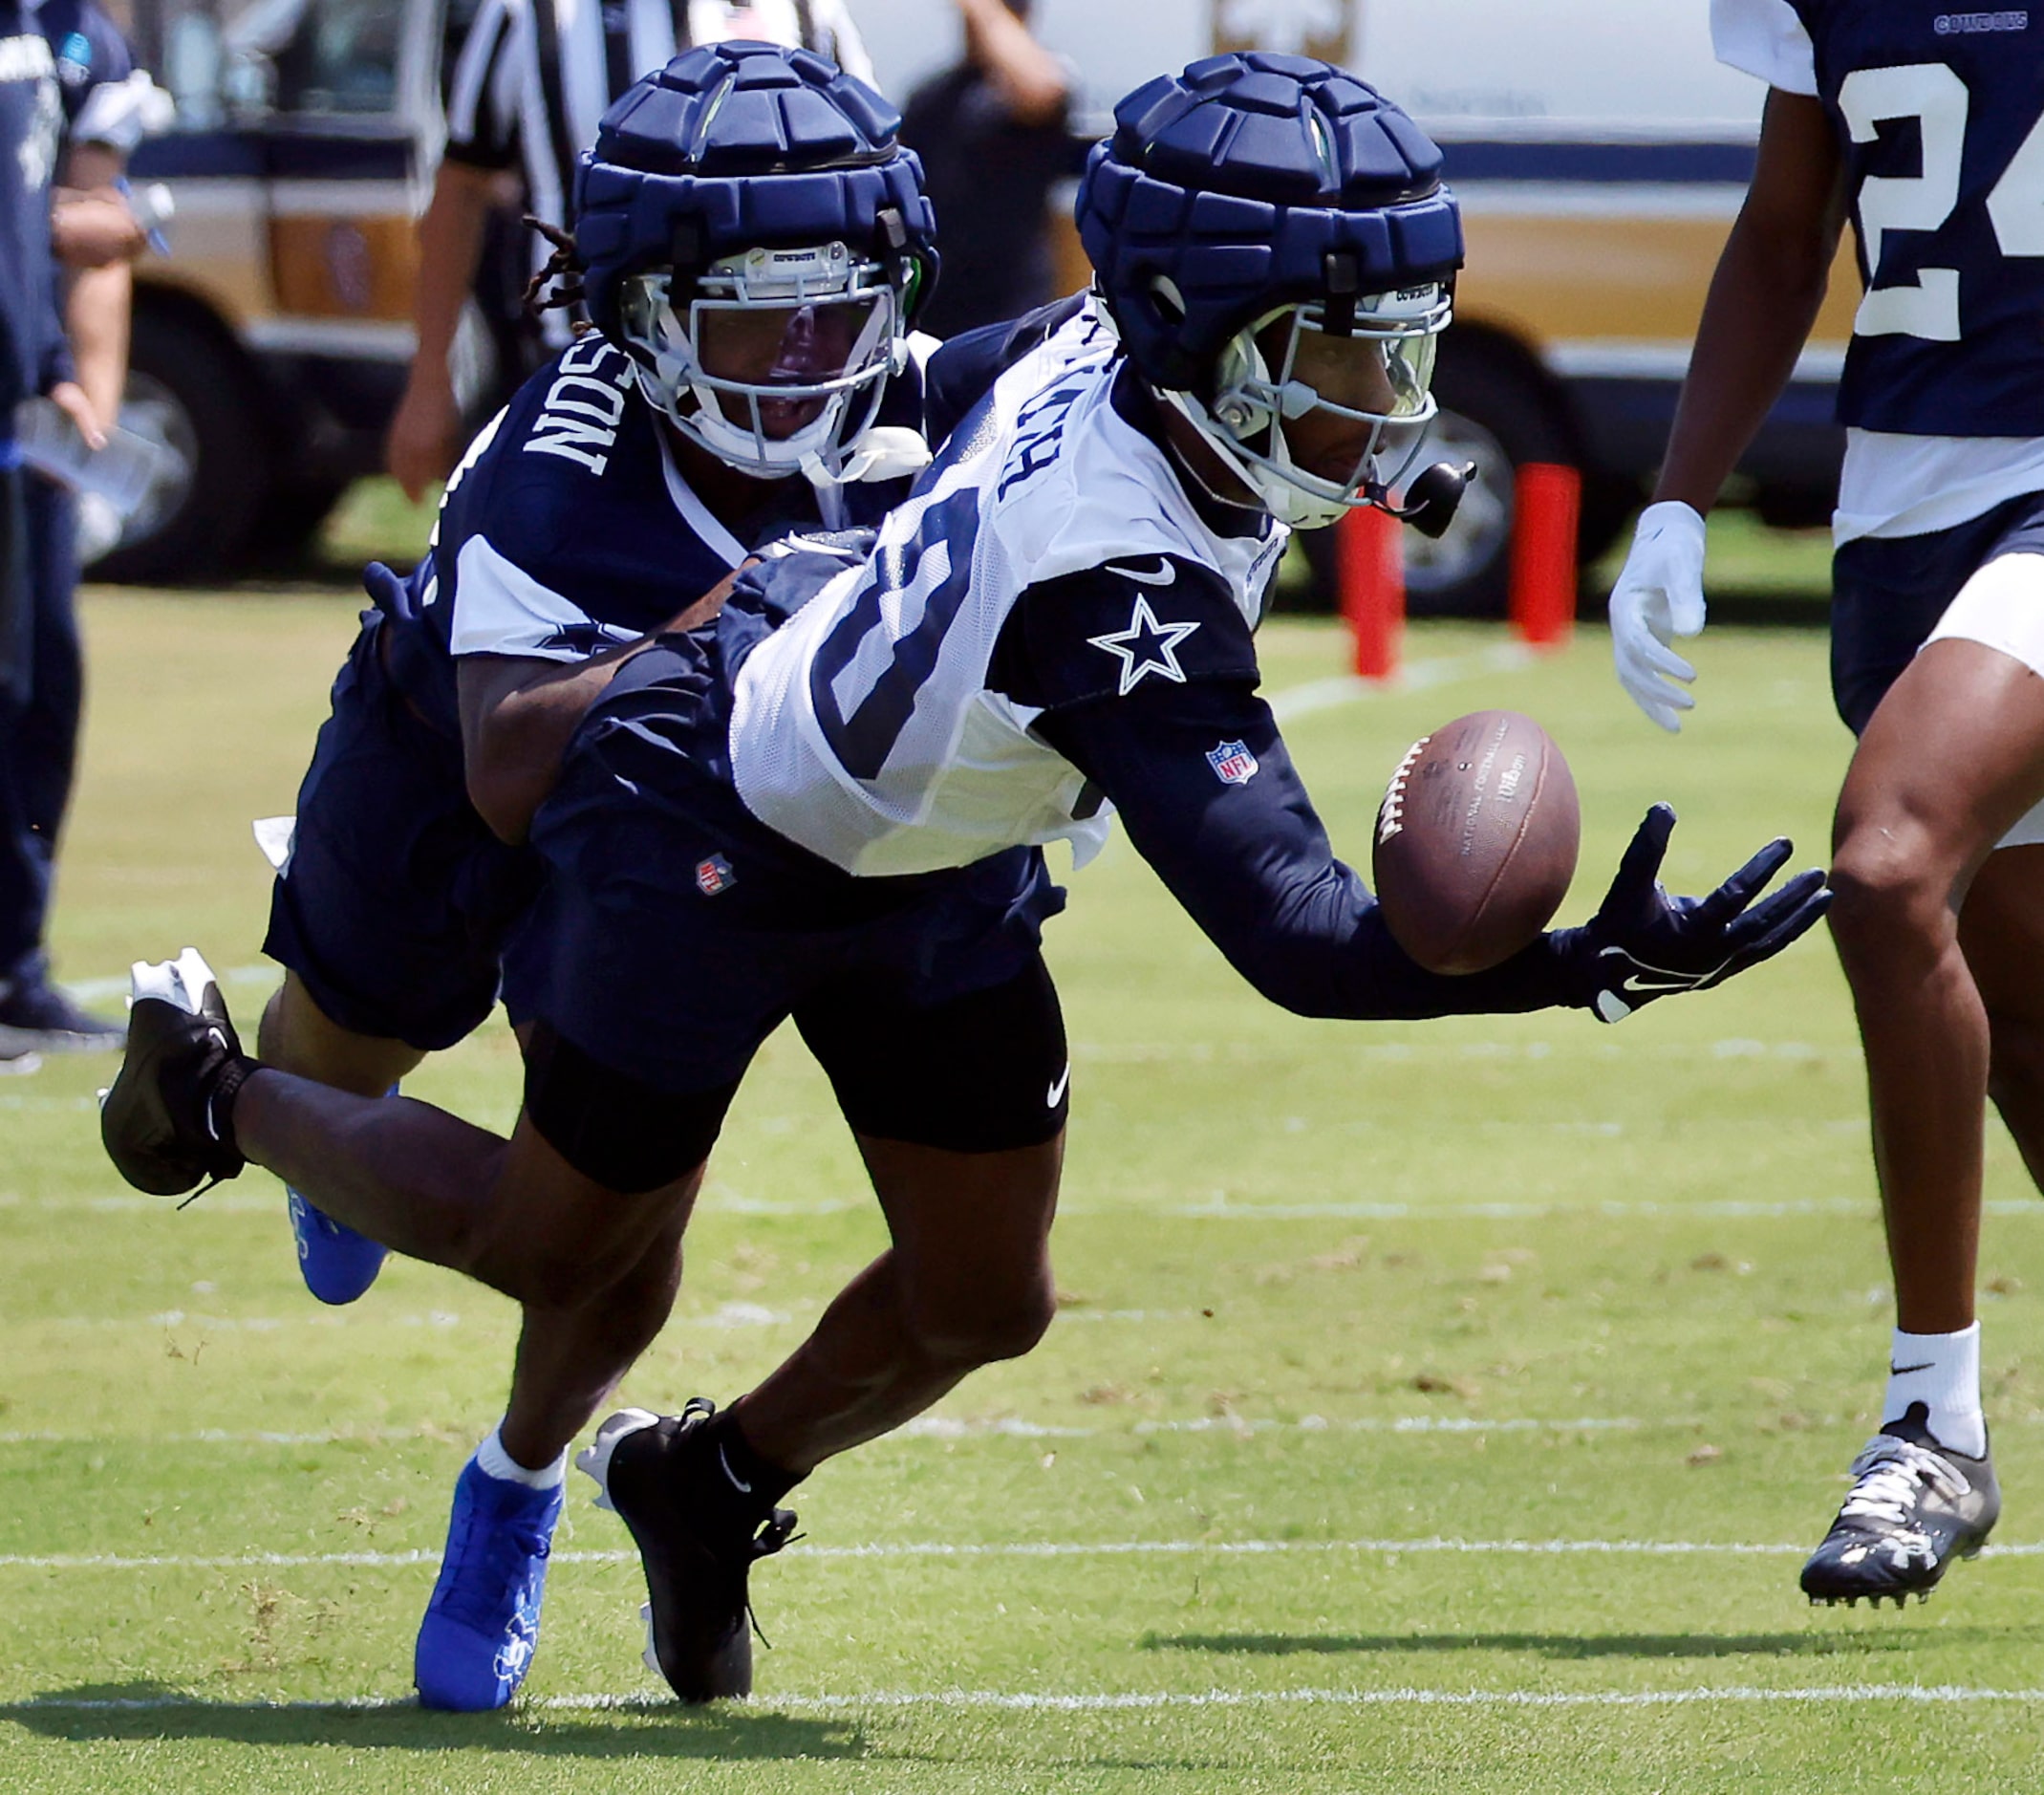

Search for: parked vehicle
xmin=101 ymin=0 xmax=489 ymax=579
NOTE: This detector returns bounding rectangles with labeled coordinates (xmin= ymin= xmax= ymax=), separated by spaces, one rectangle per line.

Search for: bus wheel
xmin=1404 ymin=338 xmax=1578 ymax=617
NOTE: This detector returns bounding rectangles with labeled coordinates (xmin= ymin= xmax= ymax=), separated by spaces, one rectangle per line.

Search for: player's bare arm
xmin=387 ymin=159 xmax=499 ymax=501
xmin=1612 ymin=89 xmax=1847 ymax=730
xmin=1656 ymin=90 xmax=1847 ymax=515
xmin=457 ymin=566 xmax=748 ymax=843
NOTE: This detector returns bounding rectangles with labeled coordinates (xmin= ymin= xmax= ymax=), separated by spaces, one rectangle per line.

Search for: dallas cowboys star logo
xmin=534 ymin=620 xmax=631 ymax=656
xmin=1087 ymin=595 xmax=1200 ymax=696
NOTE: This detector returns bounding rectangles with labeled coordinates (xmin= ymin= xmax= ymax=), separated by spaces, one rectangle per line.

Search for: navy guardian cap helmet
xmin=570 ymin=42 xmax=939 ymax=480
xmin=1076 ymin=54 xmax=1464 ymax=528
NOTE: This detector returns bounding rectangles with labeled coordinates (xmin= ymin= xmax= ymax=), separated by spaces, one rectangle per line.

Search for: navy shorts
xmin=264 ymin=611 xmax=544 ymax=1051
xmin=516 ymin=609 xmax=1068 ymax=1157
xmin=1832 ymin=489 xmax=2044 ymax=735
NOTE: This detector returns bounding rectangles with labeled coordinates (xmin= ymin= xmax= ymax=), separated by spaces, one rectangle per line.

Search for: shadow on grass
xmin=1141 ymin=1627 xmax=2028 ymax=1661
xmin=2 ymin=1681 xmax=867 ymax=1760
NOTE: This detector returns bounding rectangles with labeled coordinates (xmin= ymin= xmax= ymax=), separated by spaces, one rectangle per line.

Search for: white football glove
xmin=1609 ymin=500 xmax=1708 ymax=732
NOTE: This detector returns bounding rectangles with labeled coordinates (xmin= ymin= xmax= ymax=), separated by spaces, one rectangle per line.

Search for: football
xmin=1371 ymin=709 xmax=1581 ymax=975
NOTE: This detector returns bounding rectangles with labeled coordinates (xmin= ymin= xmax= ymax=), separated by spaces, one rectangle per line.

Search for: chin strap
xmin=834 ymin=425 xmax=932 ymax=486
xmin=799 ymin=427 xmax=934 ymax=530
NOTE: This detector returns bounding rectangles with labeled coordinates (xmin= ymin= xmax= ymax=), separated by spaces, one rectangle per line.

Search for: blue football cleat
xmin=287 ymin=1082 xmax=393 ymax=1304
xmin=415 ymin=1456 xmax=564 ymax=1711
xmin=288 ymin=1188 xmax=387 ymax=1305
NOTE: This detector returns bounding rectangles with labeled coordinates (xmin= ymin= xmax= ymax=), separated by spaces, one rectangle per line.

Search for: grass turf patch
xmin=5 ymin=590 xmax=2039 ymax=1789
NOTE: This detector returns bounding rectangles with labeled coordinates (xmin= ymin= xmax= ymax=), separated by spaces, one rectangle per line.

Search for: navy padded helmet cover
xmin=573 ymin=41 xmax=938 ymax=334
xmin=1075 ymin=53 xmax=1462 ymax=393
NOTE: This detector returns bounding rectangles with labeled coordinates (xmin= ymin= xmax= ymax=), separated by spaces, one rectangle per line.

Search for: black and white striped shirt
xmin=443 ymin=0 xmax=874 ymax=236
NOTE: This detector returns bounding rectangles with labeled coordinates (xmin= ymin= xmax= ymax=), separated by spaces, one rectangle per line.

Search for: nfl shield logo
xmin=1206 ymin=740 xmax=1259 ymax=787
xmin=695 ymin=854 xmax=735 ymax=897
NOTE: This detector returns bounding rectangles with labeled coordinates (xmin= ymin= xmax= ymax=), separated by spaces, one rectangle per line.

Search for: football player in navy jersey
xmin=104 ymin=57 xmax=1831 ymax=1702
xmin=178 ymin=44 xmax=938 ymax=1710
xmin=1607 ymin=0 xmax=2044 ymax=1606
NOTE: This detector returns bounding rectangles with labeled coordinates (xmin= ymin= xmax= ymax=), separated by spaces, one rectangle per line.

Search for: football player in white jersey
xmin=1608 ymin=0 xmax=2044 ymax=1605
xmin=104 ymin=56 xmax=1831 ymax=1701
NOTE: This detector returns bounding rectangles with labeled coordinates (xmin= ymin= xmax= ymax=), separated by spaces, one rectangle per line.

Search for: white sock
xmin=1883 ymin=1323 xmax=1986 ymax=1459
xmin=475 ymin=1424 xmax=568 ymax=1490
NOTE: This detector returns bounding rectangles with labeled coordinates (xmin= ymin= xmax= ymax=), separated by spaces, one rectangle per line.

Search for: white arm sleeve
xmin=1710 ymin=0 xmax=1818 ymax=96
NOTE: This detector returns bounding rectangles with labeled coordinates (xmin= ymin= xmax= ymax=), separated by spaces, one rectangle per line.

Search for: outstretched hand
xmin=1566 ymin=804 xmax=1831 ymax=1022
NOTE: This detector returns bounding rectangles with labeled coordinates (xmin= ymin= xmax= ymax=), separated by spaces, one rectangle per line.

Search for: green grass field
xmin=5 ymin=584 xmax=2041 ymax=1793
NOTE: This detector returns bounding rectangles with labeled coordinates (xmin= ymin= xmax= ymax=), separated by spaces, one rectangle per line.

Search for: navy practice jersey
xmin=1792 ymin=1 xmax=2044 ymax=434
xmin=403 ymin=331 xmax=925 ymax=733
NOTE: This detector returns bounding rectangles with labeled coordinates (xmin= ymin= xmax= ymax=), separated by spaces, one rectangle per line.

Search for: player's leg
xmin=412 ymin=1150 xmax=705 ymax=1712
xmin=582 ymin=952 xmax=1069 ymax=1701
xmin=0 ymin=477 xmax=120 ymax=1049
xmin=256 ymin=973 xmax=423 ymax=1303
xmin=257 ymin=973 xmax=423 ymax=1101
xmin=1809 ymin=577 xmax=2044 ymax=1602
xmin=260 ymin=607 xmax=541 ymax=1301
xmin=578 ymin=1132 xmax=1063 ymax=1703
xmin=98 ymin=947 xmax=715 ymax=1706
xmin=729 ymin=1131 xmax=1064 ymax=1470
xmin=1956 ymin=844 xmax=2044 ymax=1190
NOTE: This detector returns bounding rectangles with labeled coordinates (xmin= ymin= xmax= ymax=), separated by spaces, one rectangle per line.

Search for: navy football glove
xmin=727 ymin=530 xmax=878 ymax=626
xmin=1559 ymin=804 xmax=1831 ymax=1022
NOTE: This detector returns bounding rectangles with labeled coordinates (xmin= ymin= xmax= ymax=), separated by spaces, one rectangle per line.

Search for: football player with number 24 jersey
xmin=1608 ymin=0 xmax=2044 ymax=1605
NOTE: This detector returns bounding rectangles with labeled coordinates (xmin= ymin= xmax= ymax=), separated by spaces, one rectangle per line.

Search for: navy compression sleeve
xmin=1035 ymin=681 xmax=1585 ymax=1021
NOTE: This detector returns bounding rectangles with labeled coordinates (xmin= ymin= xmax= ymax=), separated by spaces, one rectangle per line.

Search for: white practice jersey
xmin=728 ymin=298 xmax=1292 ymax=876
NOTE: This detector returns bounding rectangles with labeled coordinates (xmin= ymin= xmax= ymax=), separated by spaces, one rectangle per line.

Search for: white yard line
xmin=6 ymin=1683 xmax=2044 ymax=1717
xmin=0 ymin=1414 xmax=1667 ymax=1449
xmin=60 ymin=962 xmax=279 ymax=1007
xmin=12 ymin=1189 xmax=2041 ymax=1221
xmin=5 ymin=1536 xmax=2043 ymax=1571
xmin=1268 ymin=642 xmax=1538 ymax=724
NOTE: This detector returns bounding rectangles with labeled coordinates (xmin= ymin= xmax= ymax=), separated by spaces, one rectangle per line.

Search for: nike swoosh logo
xmin=1046 ymin=1065 xmax=1071 ymax=1107
xmin=718 ymin=1443 xmax=752 ymax=1495
xmin=1620 ymin=971 xmax=1696 ymax=996
xmin=1889 ymin=1361 xmax=1934 ymax=1375
xmin=1110 ymin=556 xmax=1176 ymax=587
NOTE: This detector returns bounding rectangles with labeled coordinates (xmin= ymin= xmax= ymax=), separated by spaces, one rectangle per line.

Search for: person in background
xmin=50 ymin=51 xmax=173 ymax=566
xmin=0 ymin=0 xmax=144 ymax=1056
xmin=385 ymin=0 xmax=873 ymax=502
xmin=899 ymin=0 xmax=1075 ymax=340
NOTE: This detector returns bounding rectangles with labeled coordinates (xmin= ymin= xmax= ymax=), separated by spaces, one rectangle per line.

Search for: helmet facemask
xmin=1164 ymin=282 xmax=1452 ymax=528
xmin=617 ymin=240 xmax=905 ymax=480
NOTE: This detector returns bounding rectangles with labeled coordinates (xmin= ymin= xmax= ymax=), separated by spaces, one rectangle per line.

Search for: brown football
xmin=1371 ymin=709 xmax=1581 ymax=975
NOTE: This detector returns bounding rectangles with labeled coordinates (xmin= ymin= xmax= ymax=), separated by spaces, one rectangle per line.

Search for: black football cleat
xmin=1800 ymin=1405 xmax=1999 ymax=1607
xmin=98 ymin=949 xmax=255 ymax=1198
xmin=576 ymin=1400 xmax=797 ymax=1702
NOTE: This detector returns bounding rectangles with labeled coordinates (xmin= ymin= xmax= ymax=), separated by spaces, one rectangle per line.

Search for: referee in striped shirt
xmin=386 ymin=0 xmax=873 ymax=500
